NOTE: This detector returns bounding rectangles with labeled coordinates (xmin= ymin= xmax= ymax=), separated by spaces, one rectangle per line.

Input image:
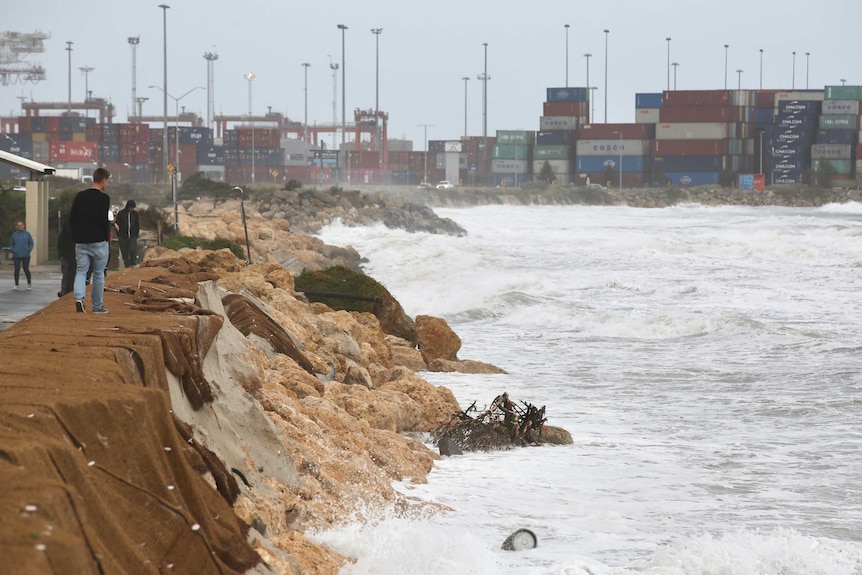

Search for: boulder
xmin=415 ymin=315 xmax=461 ymax=363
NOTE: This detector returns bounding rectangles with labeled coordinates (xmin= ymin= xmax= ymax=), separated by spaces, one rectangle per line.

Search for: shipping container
xmin=536 ymin=130 xmax=574 ymax=146
xmin=819 ymin=115 xmax=857 ymax=129
xmin=532 ymin=159 xmax=569 ymax=176
xmin=770 ymin=143 xmax=809 ymax=159
xmin=776 ymin=100 xmax=822 ymax=115
xmin=636 ymin=93 xmax=663 ymax=109
xmin=818 ymin=128 xmax=858 ymax=145
xmin=428 ymin=140 xmax=447 ymax=153
xmin=773 ymin=129 xmax=814 ymax=144
xmin=753 ymin=90 xmax=779 ymax=109
xmin=491 ymin=159 xmax=529 ymax=173
xmin=533 ymin=145 xmax=570 ymax=160
xmin=50 ymin=141 xmax=98 ymax=162
xmin=496 ymin=130 xmax=535 ymax=145
xmin=811 ymin=144 xmax=853 ymax=160
xmin=771 ymin=172 xmax=804 ymax=184
xmin=130 ymin=163 xmax=152 ymax=184
xmin=578 ymin=123 xmax=654 ymax=140
xmin=655 ymin=155 xmax=724 ymax=172
xmin=31 ymin=141 xmax=49 ymax=162
xmin=492 ymin=143 xmax=530 ymax=160
xmin=775 ymin=114 xmax=818 ymax=129
xmin=651 ymin=139 xmax=729 ymax=156
xmin=575 ymin=155 xmax=647 ymax=173
xmin=488 ymin=173 xmax=519 ymax=187
xmin=663 ymin=90 xmax=732 ymax=107
xmin=772 ymin=157 xmax=807 ymax=172
xmin=664 ymin=172 xmax=720 ymax=186
xmin=752 ymin=108 xmax=774 ymax=124
xmin=542 ymin=101 xmax=588 ymax=117
xmin=576 ymin=139 xmax=649 ymax=156
xmin=635 ymin=108 xmax=660 ymax=124
xmin=540 ymin=115 xmax=584 ymax=131
xmin=197 ymin=145 xmax=226 ymax=165
xmin=824 ymin=85 xmax=862 ymax=101
xmin=775 ymin=91 xmax=824 ymax=102
xmin=655 ymin=122 xmax=729 ymax=140
xmin=738 ymin=173 xmax=768 ymax=190
xmin=811 ymin=159 xmax=853 ymax=174
xmin=659 ymin=106 xmax=747 ymax=123
xmin=546 ymin=87 xmax=590 ymax=102
xmin=346 ymin=150 xmax=382 ymax=168
xmin=822 ymin=100 xmax=860 ymax=115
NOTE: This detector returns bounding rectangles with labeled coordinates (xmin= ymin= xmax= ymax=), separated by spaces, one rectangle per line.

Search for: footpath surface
xmin=0 ymin=260 xmax=64 ymax=328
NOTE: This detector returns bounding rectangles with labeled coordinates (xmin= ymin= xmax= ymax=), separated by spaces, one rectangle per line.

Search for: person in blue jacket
xmin=10 ymin=220 xmax=34 ymax=290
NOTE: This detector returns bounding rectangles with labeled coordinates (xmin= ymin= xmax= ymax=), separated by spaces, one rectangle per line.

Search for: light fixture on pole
xmin=480 ymin=42 xmax=489 ymax=183
xmin=736 ymin=69 xmax=743 ymax=91
xmin=244 ymin=73 xmax=256 ymax=185
xmin=564 ymin=24 xmax=570 ymax=87
xmin=584 ymin=53 xmax=592 ymax=121
xmin=672 ymin=62 xmax=679 ymax=90
xmin=79 ymin=65 xmax=93 ymax=116
xmin=159 ymin=4 xmax=170 ymax=184
xmin=792 ymin=51 xmax=796 ymax=89
xmin=416 ymin=124 xmax=433 ymax=184
xmin=302 ymin=63 xmax=310 ymax=143
xmin=328 ymin=55 xmax=339 ymax=152
xmin=135 ymin=96 xmax=148 ymax=118
xmin=666 ymin=37 xmax=671 ymax=91
xmin=841 ymin=78 xmax=846 ymax=85
xmin=371 ymin=28 xmax=382 ymax=164
xmin=603 ymin=29 xmax=609 ymax=123
xmin=805 ymin=52 xmax=810 ymax=89
xmin=461 ymin=76 xmax=469 ymax=138
xmin=759 ymin=48 xmax=764 ymax=89
xmin=337 ymin=24 xmax=348 ymax=154
xmin=65 ymin=41 xmax=73 ymax=116
xmin=723 ymin=44 xmax=729 ymax=90
xmin=204 ymin=49 xmax=218 ymax=133
xmin=128 ymin=36 xmax=140 ymax=119
xmin=149 ymin=84 xmax=203 ymax=232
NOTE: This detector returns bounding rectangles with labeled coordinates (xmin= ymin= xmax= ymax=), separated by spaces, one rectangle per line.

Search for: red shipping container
xmin=753 ymin=174 xmax=765 ymax=190
xmin=17 ymin=116 xmax=31 ymax=133
xmin=754 ymin=90 xmax=779 ymax=109
xmin=652 ymin=139 xmax=729 ymax=156
xmin=543 ymin=101 xmax=588 ymax=117
xmin=663 ymin=90 xmax=732 ymax=107
xmin=49 ymin=141 xmax=98 ymax=162
xmin=659 ymin=106 xmax=743 ymax=123
xmin=578 ymin=123 xmax=653 ymax=140
xmin=44 ymin=116 xmax=60 ymax=133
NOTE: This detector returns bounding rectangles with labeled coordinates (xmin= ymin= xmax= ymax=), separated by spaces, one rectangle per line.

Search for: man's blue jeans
xmin=74 ymin=241 xmax=109 ymax=311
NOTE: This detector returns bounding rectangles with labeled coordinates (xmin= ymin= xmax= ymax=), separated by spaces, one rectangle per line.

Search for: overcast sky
xmin=3 ymin=0 xmax=860 ymax=148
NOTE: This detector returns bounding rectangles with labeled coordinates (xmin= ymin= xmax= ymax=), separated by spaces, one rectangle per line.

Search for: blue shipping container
xmin=546 ymin=87 xmax=589 ymax=102
xmin=656 ymin=155 xmax=724 ymax=172
xmin=197 ymin=145 xmax=226 ymax=165
xmin=775 ymin=114 xmax=817 ymax=129
xmin=776 ymin=100 xmax=821 ymax=115
xmin=770 ymin=143 xmax=808 ymax=158
xmin=772 ymin=157 xmax=806 ymax=172
xmin=773 ymin=130 xmax=814 ymax=144
xmin=536 ymin=130 xmax=573 ymax=145
xmin=575 ymin=155 xmax=646 ymax=173
xmin=771 ymin=171 xmax=803 ymax=184
xmin=636 ymin=93 xmax=663 ymax=109
xmin=738 ymin=174 xmax=755 ymax=190
xmin=664 ymin=172 xmax=720 ymax=186
xmin=816 ymin=129 xmax=857 ymax=145
xmin=489 ymin=173 xmax=520 ymax=187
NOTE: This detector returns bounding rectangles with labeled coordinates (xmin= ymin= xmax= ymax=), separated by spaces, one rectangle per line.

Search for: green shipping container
xmin=495 ymin=130 xmax=535 ymax=145
xmin=492 ymin=143 xmax=530 ymax=160
xmin=824 ymin=85 xmax=862 ymax=101
xmin=534 ymin=145 xmax=570 ymax=160
xmin=812 ymin=159 xmax=853 ymax=175
xmin=819 ymin=114 xmax=857 ymax=129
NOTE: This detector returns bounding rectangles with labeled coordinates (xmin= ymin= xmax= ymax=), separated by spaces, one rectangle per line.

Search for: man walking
xmin=9 ymin=220 xmax=34 ymax=290
xmin=70 ymin=167 xmax=112 ymax=313
xmin=116 ymin=199 xmax=140 ymax=269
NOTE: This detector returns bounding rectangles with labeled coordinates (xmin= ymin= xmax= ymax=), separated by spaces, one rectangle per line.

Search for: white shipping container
xmin=491 ymin=159 xmax=529 ymax=173
xmin=773 ymin=91 xmax=825 ymax=102
xmin=532 ymin=159 xmax=570 ymax=175
xmin=539 ymin=116 xmax=585 ymax=131
xmin=655 ymin=122 xmax=729 ymax=140
xmin=811 ymin=144 xmax=853 ymax=159
xmin=635 ymin=108 xmax=660 ymax=124
xmin=856 ymin=159 xmax=862 ymax=174
xmin=31 ymin=141 xmax=50 ymax=162
xmin=822 ymin=100 xmax=860 ymax=115
xmin=576 ymin=139 xmax=649 ymax=157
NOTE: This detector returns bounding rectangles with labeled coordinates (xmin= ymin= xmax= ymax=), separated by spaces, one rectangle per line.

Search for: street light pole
xmin=736 ymin=69 xmax=743 ymax=91
xmin=723 ymin=44 xmax=729 ymax=90
xmin=159 ymin=4 xmax=170 ymax=184
xmin=302 ymin=63 xmax=310 ymax=143
xmin=584 ymin=53 xmax=591 ymax=121
xmin=792 ymin=51 xmax=796 ymax=89
xmin=805 ymin=52 xmax=810 ymax=89
xmin=417 ymin=124 xmax=433 ymax=184
xmin=666 ymin=37 xmax=671 ymax=92
xmin=759 ymin=48 xmax=764 ymax=89
xmin=128 ymin=37 xmax=139 ymax=119
xmin=204 ymin=50 xmax=218 ymax=133
xmin=337 ymin=24 xmax=348 ymax=154
xmin=461 ymin=76 xmax=469 ymax=138
xmin=245 ymin=73 xmax=256 ymax=185
xmin=564 ymin=24 xmax=570 ymax=87
xmin=603 ymin=29 xmax=609 ymax=123
xmin=79 ymin=65 xmax=93 ymax=117
xmin=65 ymin=41 xmax=73 ymax=116
xmin=371 ymin=28 xmax=382 ymax=164
xmin=617 ymin=131 xmax=622 ymax=190
xmin=672 ymin=62 xmax=679 ymax=90
xmin=481 ymin=42 xmax=489 ymax=184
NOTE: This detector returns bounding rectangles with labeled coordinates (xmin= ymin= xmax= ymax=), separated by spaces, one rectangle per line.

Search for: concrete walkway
xmin=0 ymin=261 xmax=64 ymax=329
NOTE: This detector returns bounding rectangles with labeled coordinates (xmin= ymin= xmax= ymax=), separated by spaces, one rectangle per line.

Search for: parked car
xmin=417 ymin=182 xmax=434 ymax=189
xmin=436 ymin=180 xmax=454 ymax=189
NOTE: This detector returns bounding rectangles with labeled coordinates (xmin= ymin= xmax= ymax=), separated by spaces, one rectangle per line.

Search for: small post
xmin=233 ymin=187 xmax=252 ymax=264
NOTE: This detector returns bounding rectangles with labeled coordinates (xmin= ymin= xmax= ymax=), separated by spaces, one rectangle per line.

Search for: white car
xmin=436 ymin=180 xmax=454 ymax=189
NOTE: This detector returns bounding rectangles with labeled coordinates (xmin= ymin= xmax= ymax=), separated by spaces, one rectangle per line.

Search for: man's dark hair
xmin=93 ymin=167 xmax=111 ymax=184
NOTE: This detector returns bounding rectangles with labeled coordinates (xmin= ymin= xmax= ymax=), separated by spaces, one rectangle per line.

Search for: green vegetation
xmin=810 ymin=161 xmax=837 ymax=189
xmin=161 ymin=234 xmax=246 ymax=260
xmin=538 ymin=161 xmax=555 ymax=184
xmin=294 ymin=266 xmax=387 ymax=313
xmin=718 ymin=170 xmax=738 ymax=188
xmin=179 ymin=172 xmax=233 ymax=202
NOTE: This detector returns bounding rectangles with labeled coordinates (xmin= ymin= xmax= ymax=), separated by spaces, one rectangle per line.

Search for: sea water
xmin=313 ymin=203 xmax=862 ymax=574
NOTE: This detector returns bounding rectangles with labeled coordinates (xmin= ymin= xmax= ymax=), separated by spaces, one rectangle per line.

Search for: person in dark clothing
xmin=70 ymin=167 xmax=112 ymax=314
xmin=116 ymin=199 xmax=140 ymax=268
xmin=9 ymin=220 xmax=34 ymax=290
xmin=57 ymin=215 xmax=76 ymax=297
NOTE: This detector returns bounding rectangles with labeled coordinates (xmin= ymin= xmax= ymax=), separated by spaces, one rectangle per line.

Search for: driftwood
xmin=432 ymin=392 xmax=547 ymax=452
